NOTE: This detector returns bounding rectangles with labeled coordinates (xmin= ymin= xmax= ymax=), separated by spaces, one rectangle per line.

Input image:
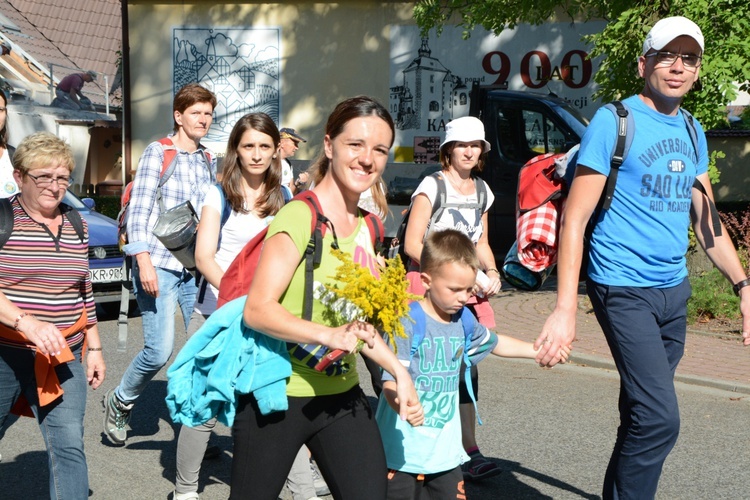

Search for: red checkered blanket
xmin=516 ymin=152 xmax=567 ymax=272
xmin=517 ymin=200 xmax=563 ymax=272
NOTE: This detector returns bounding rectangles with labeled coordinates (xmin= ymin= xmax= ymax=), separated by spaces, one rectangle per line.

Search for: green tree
xmin=414 ymin=0 xmax=750 ymax=131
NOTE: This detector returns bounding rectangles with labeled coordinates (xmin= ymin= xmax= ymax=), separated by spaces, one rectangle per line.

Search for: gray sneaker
xmin=310 ymin=460 xmax=330 ymax=497
xmin=103 ymin=388 xmax=133 ymax=444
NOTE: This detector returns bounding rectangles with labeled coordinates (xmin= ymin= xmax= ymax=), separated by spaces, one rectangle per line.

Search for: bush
xmin=688 ymin=267 xmax=740 ymax=323
xmin=687 ymin=205 xmax=750 ymax=324
xmin=88 ymin=195 xmax=121 ymax=220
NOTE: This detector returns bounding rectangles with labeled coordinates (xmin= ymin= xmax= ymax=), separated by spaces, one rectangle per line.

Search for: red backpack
xmin=503 ymin=101 xmax=721 ymax=291
xmin=216 ymin=190 xmax=384 ymax=320
xmin=117 ymin=137 xmax=213 ymax=249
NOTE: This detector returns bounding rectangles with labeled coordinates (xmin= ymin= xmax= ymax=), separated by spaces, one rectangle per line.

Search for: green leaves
xmin=414 ymin=0 xmax=750 ymax=130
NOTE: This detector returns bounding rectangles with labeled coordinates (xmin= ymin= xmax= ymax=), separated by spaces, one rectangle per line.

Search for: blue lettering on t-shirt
xmin=420 ymin=390 xmax=457 ymax=429
xmin=638 ymin=138 xmax=697 ymax=167
xmin=640 ymin=174 xmax=694 ymax=205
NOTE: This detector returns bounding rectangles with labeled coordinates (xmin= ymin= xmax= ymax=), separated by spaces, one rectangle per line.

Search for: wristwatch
xmin=732 ymin=278 xmax=750 ymax=296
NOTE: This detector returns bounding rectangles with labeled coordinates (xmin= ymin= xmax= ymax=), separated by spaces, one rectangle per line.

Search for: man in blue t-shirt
xmin=537 ymin=16 xmax=750 ymax=499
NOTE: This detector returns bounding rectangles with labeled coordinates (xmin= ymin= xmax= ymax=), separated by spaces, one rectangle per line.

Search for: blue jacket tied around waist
xmin=166 ymin=296 xmax=291 ymax=427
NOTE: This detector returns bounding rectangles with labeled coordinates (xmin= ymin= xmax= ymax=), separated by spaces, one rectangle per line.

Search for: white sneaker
xmin=172 ymin=490 xmax=199 ymax=500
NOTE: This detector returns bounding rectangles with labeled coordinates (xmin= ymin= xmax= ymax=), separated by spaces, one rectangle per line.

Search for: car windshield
xmin=419 ymin=165 xmax=440 ymax=176
xmin=62 ymin=191 xmax=88 ymax=211
xmin=550 ymin=102 xmax=589 ymax=138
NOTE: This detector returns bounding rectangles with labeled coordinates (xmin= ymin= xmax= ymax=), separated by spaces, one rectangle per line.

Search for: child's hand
xmin=533 ymin=343 xmax=572 ymax=365
xmin=558 ymin=344 xmax=571 ymax=364
xmin=403 ymin=399 xmax=424 ymax=427
xmin=475 ymin=270 xmax=502 ymax=298
xmin=394 ymin=371 xmax=421 ymax=423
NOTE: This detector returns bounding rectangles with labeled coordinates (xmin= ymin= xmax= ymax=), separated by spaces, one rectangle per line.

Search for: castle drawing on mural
xmin=173 ymin=28 xmax=280 ymax=145
xmin=390 ymin=37 xmax=478 ymax=133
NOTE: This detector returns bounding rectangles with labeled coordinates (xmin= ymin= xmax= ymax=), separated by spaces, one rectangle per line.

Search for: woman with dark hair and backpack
xmin=0 ymin=89 xmax=18 ymax=198
xmin=172 ymin=112 xmax=286 ymax=500
xmin=402 ymin=116 xmax=503 ymax=482
xmin=236 ymin=96 xmax=421 ymax=499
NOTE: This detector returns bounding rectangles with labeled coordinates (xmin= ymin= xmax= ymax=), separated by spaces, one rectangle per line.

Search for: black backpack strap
xmin=1 ymin=200 xmax=85 ymax=246
xmin=362 ymin=210 xmax=385 ymax=255
xmin=681 ymin=109 xmax=699 ymax=154
xmin=601 ymin=101 xmax=630 ymax=210
xmin=680 ymin=109 xmax=722 ymax=238
xmin=298 ymin=192 xmax=338 ymax=321
xmin=60 ymin=203 xmax=85 ymax=242
xmin=0 ymin=198 xmax=12 ymax=250
xmin=196 ymin=275 xmax=210 ymax=304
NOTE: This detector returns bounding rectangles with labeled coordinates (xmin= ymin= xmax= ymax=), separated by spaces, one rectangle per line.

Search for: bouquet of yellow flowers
xmin=313 ymin=249 xmax=418 ymax=371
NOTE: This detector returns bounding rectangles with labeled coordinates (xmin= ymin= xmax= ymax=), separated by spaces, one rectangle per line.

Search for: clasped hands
xmin=535 ymin=335 xmax=572 ymax=367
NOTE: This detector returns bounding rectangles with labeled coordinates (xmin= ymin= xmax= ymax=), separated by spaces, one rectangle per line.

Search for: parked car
xmin=387 ymin=164 xmax=441 ymax=206
xmin=385 ymin=85 xmax=589 ymax=257
xmin=63 ymin=191 xmax=126 ymax=303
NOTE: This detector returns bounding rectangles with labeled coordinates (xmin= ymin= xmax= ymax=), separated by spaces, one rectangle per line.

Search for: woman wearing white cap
xmin=402 ymin=115 xmax=502 ymax=481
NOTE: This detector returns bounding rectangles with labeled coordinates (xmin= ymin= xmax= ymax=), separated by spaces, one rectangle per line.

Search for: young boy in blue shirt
xmin=376 ymin=229 xmax=569 ymax=499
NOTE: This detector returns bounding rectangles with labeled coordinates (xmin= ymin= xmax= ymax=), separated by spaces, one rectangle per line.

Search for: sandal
xmin=462 ymin=453 xmax=502 ymax=481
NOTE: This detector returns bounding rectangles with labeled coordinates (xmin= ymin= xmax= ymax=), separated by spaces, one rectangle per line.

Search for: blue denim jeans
xmin=0 ymin=343 xmax=89 ymax=499
xmin=587 ymin=277 xmax=691 ymax=500
xmin=116 ymin=265 xmax=196 ymax=404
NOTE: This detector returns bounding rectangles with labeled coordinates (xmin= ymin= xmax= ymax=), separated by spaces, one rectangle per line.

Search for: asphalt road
xmin=1 ymin=311 xmax=748 ymax=499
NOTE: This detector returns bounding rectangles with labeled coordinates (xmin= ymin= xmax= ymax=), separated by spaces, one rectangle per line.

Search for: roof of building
xmin=0 ymin=0 xmax=121 ymax=106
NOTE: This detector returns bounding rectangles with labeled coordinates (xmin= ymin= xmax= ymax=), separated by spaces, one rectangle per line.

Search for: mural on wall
xmin=173 ymin=27 xmax=280 ymax=151
xmin=389 ymin=23 xmax=605 ymax=162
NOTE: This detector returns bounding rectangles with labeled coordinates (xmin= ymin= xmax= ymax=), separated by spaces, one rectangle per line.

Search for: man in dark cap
xmin=278 ymin=127 xmax=306 ymax=193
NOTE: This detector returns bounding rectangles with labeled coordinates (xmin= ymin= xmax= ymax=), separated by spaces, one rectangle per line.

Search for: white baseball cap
xmin=642 ymin=16 xmax=704 ymax=55
xmin=440 ymin=116 xmax=491 ymax=152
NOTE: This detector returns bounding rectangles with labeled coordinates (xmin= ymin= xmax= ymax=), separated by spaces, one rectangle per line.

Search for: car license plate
xmin=89 ymin=266 xmax=124 ymax=283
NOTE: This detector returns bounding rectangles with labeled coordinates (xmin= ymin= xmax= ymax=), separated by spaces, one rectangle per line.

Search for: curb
xmin=569 ymin=352 xmax=750 ymax=396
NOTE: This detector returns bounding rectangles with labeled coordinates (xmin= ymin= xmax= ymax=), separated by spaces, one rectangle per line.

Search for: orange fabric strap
xmin=0 ymin=310 xmax=87 ymax=416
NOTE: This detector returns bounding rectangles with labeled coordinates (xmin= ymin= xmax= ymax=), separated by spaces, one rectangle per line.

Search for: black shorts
xmin=386 ymin=466 xmax=465 ymax=500
xmin=458 ymin=363 xmax=479 ymax=404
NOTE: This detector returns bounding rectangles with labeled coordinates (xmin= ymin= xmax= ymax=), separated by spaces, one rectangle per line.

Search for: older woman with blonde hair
xmin=0 ymin=131 xmax=105 ymax=499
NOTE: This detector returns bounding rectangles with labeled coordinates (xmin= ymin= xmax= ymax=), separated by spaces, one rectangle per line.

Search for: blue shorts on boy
xmin=376 ymin=303 xmax=498 ymax=474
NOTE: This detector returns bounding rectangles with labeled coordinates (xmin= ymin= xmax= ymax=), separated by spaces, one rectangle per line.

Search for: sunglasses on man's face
xmin=645 ymin=51 xmax=702 ymax=69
